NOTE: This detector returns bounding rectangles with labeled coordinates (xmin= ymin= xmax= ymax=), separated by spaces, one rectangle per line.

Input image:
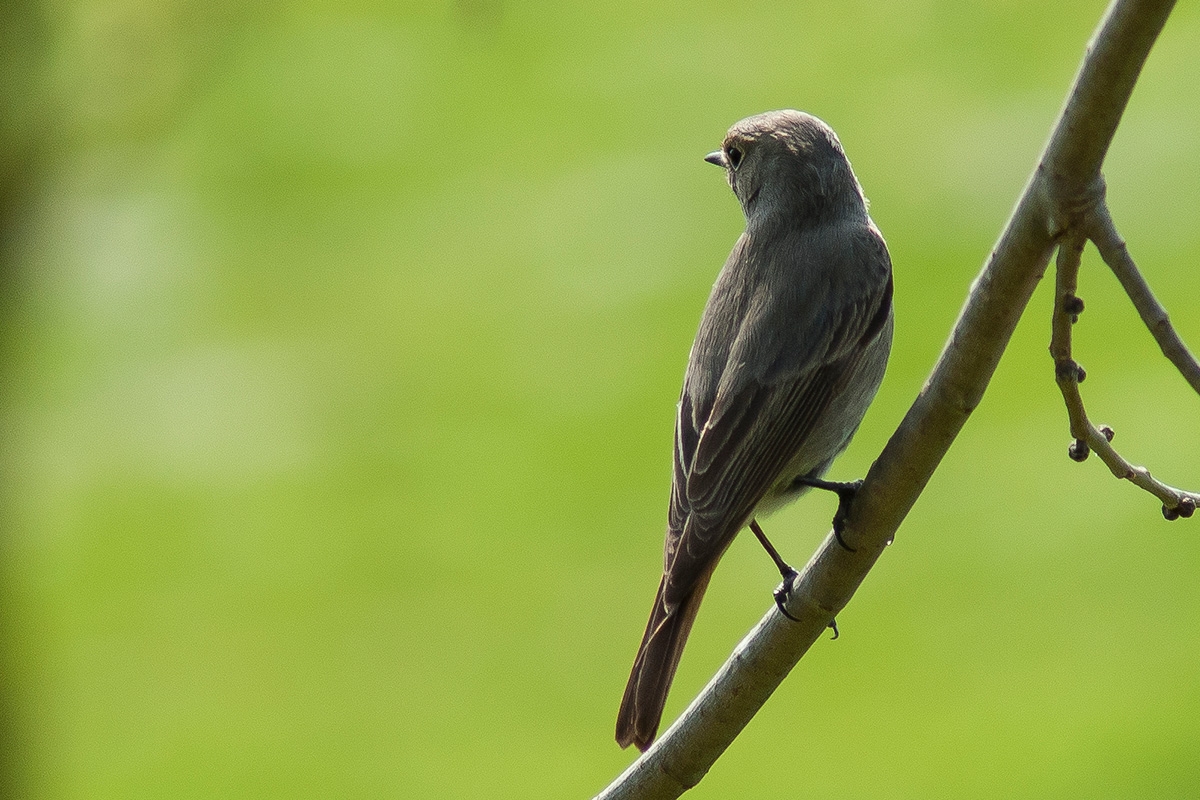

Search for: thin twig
xmin=1050 ymin=225 xmax=1199 ymax=518
xmin=1050 ymin=230 xmax=1091 ymax=451
xmin=1087 ymin=204 xmax=1200 ymax=394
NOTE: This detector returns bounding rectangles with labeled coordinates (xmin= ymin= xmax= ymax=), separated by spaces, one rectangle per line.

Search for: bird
xmin=615 ymin=110 xmax=893 ymax=752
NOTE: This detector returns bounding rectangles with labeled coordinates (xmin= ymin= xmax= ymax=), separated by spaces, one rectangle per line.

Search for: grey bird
xmin=615 ymin=110 xmax=893 ymax=752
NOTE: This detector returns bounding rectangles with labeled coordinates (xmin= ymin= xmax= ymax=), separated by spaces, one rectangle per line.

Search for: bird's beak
xmin=704 ymin=150 xmax=728 ymax=168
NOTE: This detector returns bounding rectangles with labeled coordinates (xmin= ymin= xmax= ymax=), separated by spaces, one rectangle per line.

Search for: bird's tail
xmin=615 ymin=563 xmax=716 ymax=751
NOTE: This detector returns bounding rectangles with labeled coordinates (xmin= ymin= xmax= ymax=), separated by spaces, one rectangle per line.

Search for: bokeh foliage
xmin=2 ymin=1 xmax=1199 ymax=797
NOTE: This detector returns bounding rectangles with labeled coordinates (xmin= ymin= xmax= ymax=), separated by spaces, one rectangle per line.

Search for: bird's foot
xmin=796 ymin=477 xmax=863 ymax=551
xmin=772 ymin=571 xmax=841 ymax=639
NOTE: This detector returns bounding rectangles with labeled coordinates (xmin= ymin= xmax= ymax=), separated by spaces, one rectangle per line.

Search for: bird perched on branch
xmin=616 ymin=110 xmax=893 ymax=752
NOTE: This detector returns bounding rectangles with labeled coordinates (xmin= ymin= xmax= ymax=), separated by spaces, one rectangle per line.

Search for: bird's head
xmin=705 ymin=109 xmax=865 ymax=224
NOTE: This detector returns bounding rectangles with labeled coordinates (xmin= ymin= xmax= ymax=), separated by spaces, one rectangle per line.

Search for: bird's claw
xmin=830 ymin=479 xmax=862 ymax=551
xmin=773 ymin=568 xmax=801 ymax=622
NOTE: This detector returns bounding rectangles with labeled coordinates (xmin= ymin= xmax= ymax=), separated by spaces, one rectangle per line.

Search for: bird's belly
xmin=752 ymin=318 xmax=891 ymax=519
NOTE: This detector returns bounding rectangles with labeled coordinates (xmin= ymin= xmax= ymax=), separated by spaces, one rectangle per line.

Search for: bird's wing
xmin=663 ymin=230 xmax=892 ymax=607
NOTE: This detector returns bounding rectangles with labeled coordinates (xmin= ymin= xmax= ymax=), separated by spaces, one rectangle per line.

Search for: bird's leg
xmin=794 ymin=477 xmax=863 ymax=552
xmin=749 ymin=519 xmax=800 ymax=621
xmin=750 ymin=518 xmax=841 ymax=638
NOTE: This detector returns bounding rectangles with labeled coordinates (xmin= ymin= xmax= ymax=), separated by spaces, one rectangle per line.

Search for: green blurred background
xmin=2 ymin=1 xmax=1198 ymax=797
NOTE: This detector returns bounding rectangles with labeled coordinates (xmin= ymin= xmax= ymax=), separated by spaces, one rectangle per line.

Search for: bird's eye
xmin=726 ymin=146 xmax=743 ymax=170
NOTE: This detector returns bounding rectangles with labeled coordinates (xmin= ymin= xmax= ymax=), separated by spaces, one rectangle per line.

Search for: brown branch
xmin=595 ymin=1 xmax=1181 ymax=797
